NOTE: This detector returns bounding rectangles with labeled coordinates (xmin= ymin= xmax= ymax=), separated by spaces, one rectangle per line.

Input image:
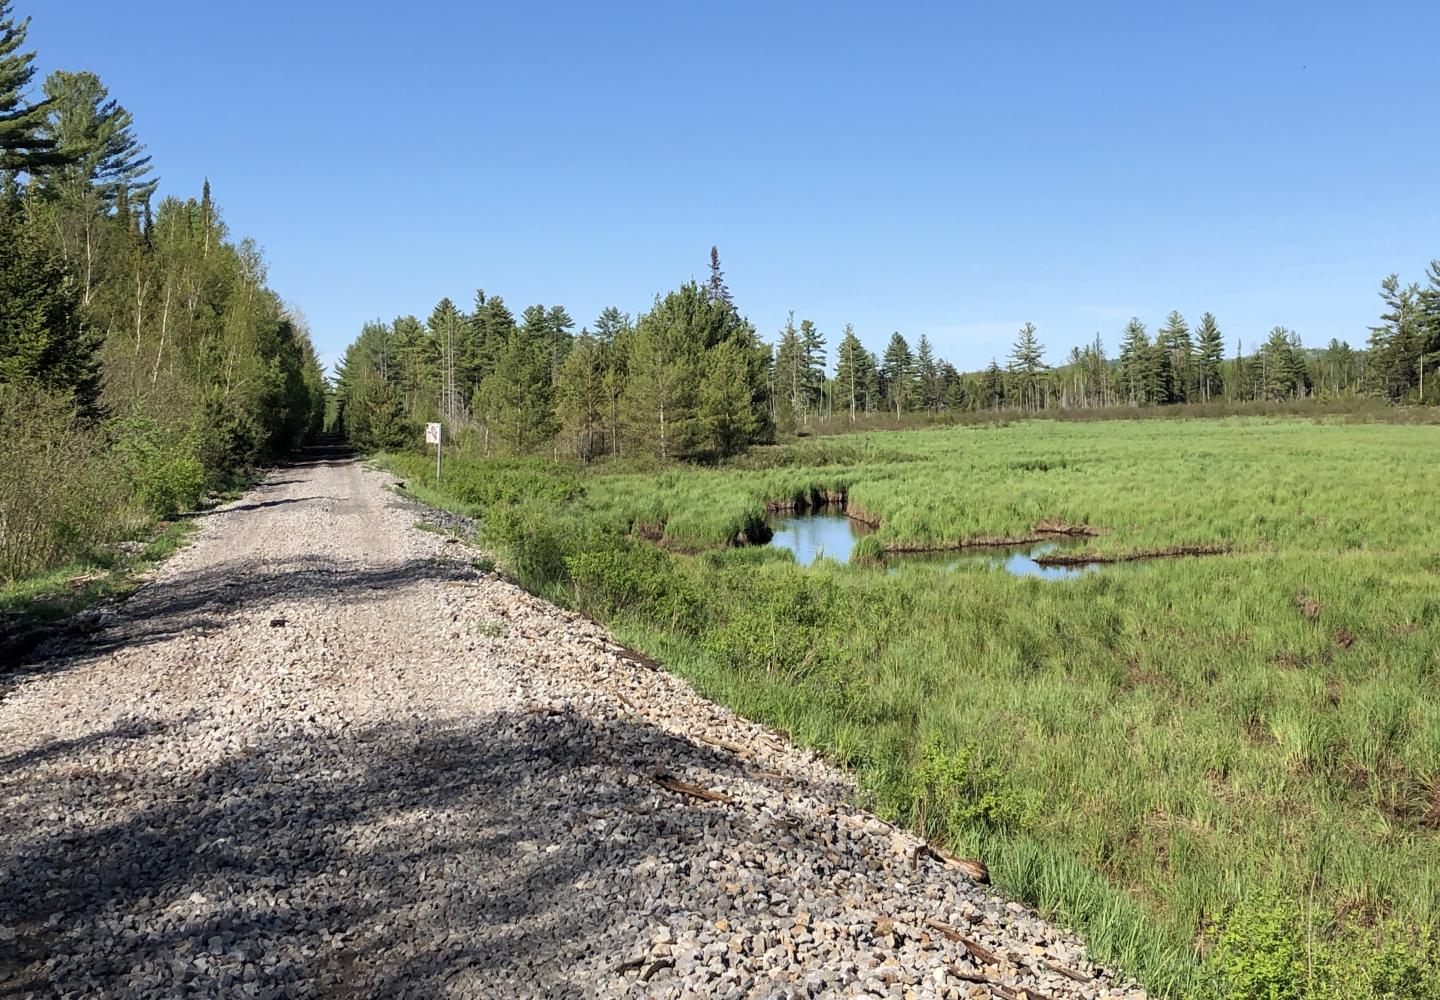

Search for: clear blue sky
xmin=29 ymin=1 xmax=1440 ymax=374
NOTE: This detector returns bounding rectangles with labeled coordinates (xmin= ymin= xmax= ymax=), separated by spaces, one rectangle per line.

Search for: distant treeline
xmin=0 ymin=3 xmax=325 ymax=581
xmin=338 ymin=246 xmax=1439 ymax=461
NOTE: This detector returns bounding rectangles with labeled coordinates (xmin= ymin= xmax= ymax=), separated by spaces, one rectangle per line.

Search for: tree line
xmin=0 ymin=3 xmax=324 ymax=581
xmin=339 ymin=244 xmax=1440 ymax=462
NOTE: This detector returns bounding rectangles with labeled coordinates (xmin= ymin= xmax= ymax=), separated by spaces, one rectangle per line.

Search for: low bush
xmin=0 ymin=388 xmax=141 ymax=581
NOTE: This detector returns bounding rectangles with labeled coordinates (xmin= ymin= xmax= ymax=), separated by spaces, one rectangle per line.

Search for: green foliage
xmin=0 ymin=386 xmax=136 ymax=580
xmin=1208 ymin=898 xmax=1440 ymax=1000
xmin=0 ymin=198 xmax=100 ymax=415
xmin=0 ymin=9 xmax=324 ymax=586
xmin=113 ymin=418 xmax=205 ymax=516
xmin=915 ymin=738 xmax=1037 ymax=835
xmin=0 ymin=2 xmax=63 ymax=173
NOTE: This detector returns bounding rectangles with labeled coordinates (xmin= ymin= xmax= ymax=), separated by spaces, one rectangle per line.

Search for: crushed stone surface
xmin=0 ymin=446 xmax=1144 ymax=999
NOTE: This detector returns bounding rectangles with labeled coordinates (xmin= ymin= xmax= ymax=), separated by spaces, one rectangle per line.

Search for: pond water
xmin=886 ymin=541 xmax=1097 ymax=581
xmin=767 ymin=508 xmax=876 ymax=566
xmin=766 ymin=509 xmax=1097 ymax=579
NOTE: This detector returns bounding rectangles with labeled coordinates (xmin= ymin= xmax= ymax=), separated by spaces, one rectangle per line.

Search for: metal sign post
xmin=425 ymin=422 xmax=442 ymax=481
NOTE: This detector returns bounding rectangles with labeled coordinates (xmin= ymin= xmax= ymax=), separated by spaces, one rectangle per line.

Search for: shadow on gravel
xmin=0 ymin=709 xmax=831 ymax=997
xmin=2 ymin=555 xmax=472 ymax=701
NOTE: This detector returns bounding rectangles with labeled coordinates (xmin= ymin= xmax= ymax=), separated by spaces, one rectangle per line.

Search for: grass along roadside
xmin=377 ymin=417 xmax=1440 ymax=999
xmin=0 ymin=518 xmax=197 ymax=662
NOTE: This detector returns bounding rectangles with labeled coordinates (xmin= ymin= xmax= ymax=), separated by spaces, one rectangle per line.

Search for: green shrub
xmin=114 ymin=418 xmax=207 ymax=516
xmin=0 ymin=388 xmax=139 ymax=581
xmin=1208 ymin=894 xmax=1310 ymax=1000
xmin=851 ymin=535 xmax=886 ymax=565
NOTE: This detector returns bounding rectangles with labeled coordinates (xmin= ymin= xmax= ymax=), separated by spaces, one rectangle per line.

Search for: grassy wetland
xmin=381 ymin=416 xmax=1440 ymax=998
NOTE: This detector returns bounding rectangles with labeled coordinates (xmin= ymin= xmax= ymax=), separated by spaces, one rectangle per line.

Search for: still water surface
xmin=766 ymin=510 xmax=1096 ymax=579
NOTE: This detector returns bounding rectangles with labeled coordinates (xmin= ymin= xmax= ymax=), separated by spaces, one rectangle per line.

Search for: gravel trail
xmin=0 ymin=446 xmax=1140 ymax=999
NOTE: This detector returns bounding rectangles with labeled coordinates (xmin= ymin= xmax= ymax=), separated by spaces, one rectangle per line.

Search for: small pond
xmin=766 ymin=509 xmax=1097 ymax=579
xmin=766 ymin=508 xmax=877 ymax=566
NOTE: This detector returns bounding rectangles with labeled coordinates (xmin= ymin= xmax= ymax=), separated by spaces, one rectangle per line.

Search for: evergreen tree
xmin=915 ymin=334 xmax=942 ymax=411
xmin=39 ymin=70 xmax=156 ymax=211
xmin=555 ymin=330 xmax=607 ymax=461
xmin=1320 ymin=338 xmax=1358 ymax=396
xmin=979 ymin=359 xmax=1005 ymax=410
xmin=940 ymin=362 xmax=966 ymax=410
xmin=428 ymin=297 xmax=466 ymax=426
xmin=593 ymin=306 xmax=631 ymax=454
xmin=1118 ymin=318 xmax=1153 ymax=404
xmin=0 ymin=3 xmax=62 ymax=173
xmin=623 ymin=292 xmax=699 ymax=460
xmin=474 ymin=328 xmax=554 ymax=454
xmin=798 ymin=318 xmax=826 ymax=418
xmin=772 ymin=313 xmax=825 ymax=426
xmin=1193 ymin=312 xmax=1225 ymax=402
xmin=1420 ymin=261 xmax=1440 ymax=353
xmin=1155 ymin=311 xmax=1191 ymax=403
xmin=1006 ymin=322 xmax=1047 ymax=411
xmin=521 ymin=303 xmax=575 ymax=383
xmin=833 ymin=324 xmax=868 ymax=423
xmin=0 ymin=197 xmax=100 ymax=414
xmin=1368 ymin=274 xmax=1421 ymax=399
xmin=880 ymin=332 xmax=913 ymax=417
xmin=1258 ymin=326 xmax=1308 ymax=400
xmin=697 ymin=339 xmax=761 ymax=458
xmin=706 ymin=245 xmax=732 ymax=308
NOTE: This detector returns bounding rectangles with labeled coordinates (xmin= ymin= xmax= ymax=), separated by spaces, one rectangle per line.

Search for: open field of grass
xmin=378 ymin=416 xmax=1440 ymax=998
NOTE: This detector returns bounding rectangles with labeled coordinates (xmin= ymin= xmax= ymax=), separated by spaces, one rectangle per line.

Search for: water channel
xmin=766 ymin=509 xmax=1097 ymax=579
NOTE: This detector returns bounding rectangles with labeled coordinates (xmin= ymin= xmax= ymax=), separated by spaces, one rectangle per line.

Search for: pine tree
xmin=592 ymin=307 xmax=631 ymax=453
xmin=621 ymin=286 xmax=703 ymax=460
xmin=798 ymin=319 xmax=826 ymax=419
xmin=880 ymin=332 xmax=913 ymax=417
xmin=980 ymin=359 xmax=1005 ymax=410
xmin=555 ymin=330 xmax=607 ymax=461
xmin=39 ymin=70 xmax=156 ymax=211
xmin=1156 ymin=311 xmax=1191 ymax=403
xmin=0 ymin=3 xmax=63 ymax=173
xmin=1006 ymin=322 xmax=1047 ymax=411
xmin=0 ymin=197 xmax=100 ymax=414
xmin=428 ymin=297 xmax=466 ymax=426
xmin=770 ymin=316 xmax=825 ymax=425
xmin=1259 ymin=327 xmax=1308 ymax=400
xmin=915 ymin=334 xmax=941 ymax=411
xmin=706 ymin=245 xmax=732 ymax=308
xmin=833 ymin=324 xmax=867 ymax=423
xmin=1368 ymin=274 xmax=1421 ymax=400
xmin=1118 ymin=318 xmax=1153 ymax=405
xmin=697 ymin=339 xmax=761 ymax=458
xmin=474 ymin=329 xmax=554 ymax=454
xmin=1417 ymin=260 xmax=1440 ymax=380
xmin=1193 ymin=312 xmax=1225 ymax=402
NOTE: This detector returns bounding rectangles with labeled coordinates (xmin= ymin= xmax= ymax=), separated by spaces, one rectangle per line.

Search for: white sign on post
xmin=426 ymin=422 xmax=442 ymax=480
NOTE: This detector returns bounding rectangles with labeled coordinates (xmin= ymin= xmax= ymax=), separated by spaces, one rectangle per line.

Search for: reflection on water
xmin=767 ymin=508 xmax=875 ymax=566
xmin=766 ymin=510 xmax=1096 ymax=579
xmin=888 ymin=541 xmax=1097 ymax=580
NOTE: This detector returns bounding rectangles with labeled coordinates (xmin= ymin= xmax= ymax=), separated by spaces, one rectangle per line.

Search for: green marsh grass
xmin=381 ymin=418 xmax=1440 ymax=998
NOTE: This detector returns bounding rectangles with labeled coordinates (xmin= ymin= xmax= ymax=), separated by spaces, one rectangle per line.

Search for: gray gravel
xmin=0 ymin=446 xmax=1143 ymax=999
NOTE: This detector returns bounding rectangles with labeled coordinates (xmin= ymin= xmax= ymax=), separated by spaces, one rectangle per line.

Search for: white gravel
xmin=0 ymin=446 xmax=1144 ymax=999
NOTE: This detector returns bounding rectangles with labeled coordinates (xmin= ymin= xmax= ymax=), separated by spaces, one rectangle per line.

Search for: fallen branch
xmin=1034 ymin=543 xmax=1230 ymax=566
xmin=654 ymin=773 xmax=731 ymax=803
xmin=1042 ymin=959 xmax=1093 ymax=983
xmin=695 ymin=732 xmax=747 ymax=755
xmin=921 ymin=845 xmax=991 ymax=884
xmin=924 ymin=918 xmax=998 ymax=967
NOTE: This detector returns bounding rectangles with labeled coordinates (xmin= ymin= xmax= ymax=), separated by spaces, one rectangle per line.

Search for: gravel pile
xmin=0 ymin=446 xmax=1143 ymax=999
